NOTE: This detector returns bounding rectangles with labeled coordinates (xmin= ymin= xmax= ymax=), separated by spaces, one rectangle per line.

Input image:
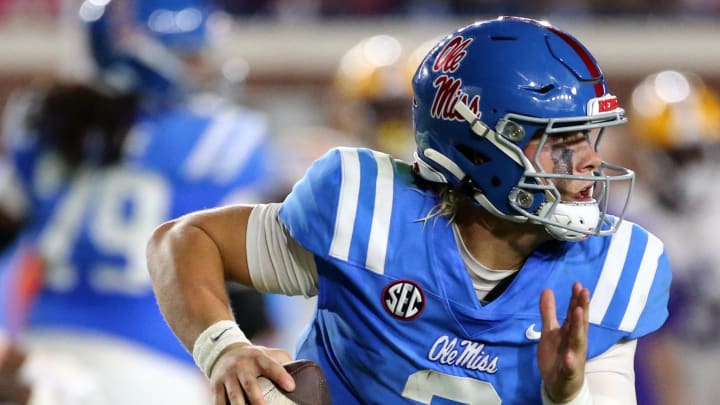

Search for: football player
xmin=0 ymin=0 xmax=278 ymax=403
xmin=625 ymin=70 xmax=720 ymax=405
xmin=147 ymin=17 xmax=671 ymax=404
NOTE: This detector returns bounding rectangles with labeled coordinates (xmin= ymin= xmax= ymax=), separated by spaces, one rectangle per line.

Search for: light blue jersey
xmin=0 ymin=101 xmax=275 ymax=363
xmin=279 ymin=147 xmax=671 ymax=404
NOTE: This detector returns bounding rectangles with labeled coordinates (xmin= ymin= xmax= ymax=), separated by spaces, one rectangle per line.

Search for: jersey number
xmin=402 ymin=370 xmax=501 ymax=405
xmin=38 ymin=166 xmax=170 ymax=295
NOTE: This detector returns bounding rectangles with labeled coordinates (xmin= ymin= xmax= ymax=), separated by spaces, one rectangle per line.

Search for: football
xmin=254 ymin=360 xmax=331 ymax=405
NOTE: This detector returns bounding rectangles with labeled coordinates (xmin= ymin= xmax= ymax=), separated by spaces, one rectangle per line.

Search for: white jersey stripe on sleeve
xmin=183 ymin=108 xmax=236 ymax=180
xmin=618 ymin=232 xmax=663 ymax=332
xmin=329 ymin=148 xmax=361 ymax=261
xmin=365 ymin=152 xmax=394 ymax=274
xmin=214 ymin=114 xmax=265 ymax=184
xmin=589 ymin=220 xmax=633 ymax=325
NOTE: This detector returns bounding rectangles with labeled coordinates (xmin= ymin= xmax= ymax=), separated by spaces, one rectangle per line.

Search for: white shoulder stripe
xmin=365 ymin=151 xmax=394 ymax=274
xmin=619 ymin=232 xmax=663 ymax=332
xmin=329 ymin=148 xmax=361 ymax=261
xmin=589 ymin=220 xmax=633 ymax=325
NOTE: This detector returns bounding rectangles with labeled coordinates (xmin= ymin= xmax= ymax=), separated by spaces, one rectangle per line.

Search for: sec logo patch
xmin=382 ymin=280 xmax=425 ymax=320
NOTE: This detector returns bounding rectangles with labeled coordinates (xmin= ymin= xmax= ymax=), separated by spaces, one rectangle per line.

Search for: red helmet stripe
xmin=546 ymin=27 xmax=605 ymax=97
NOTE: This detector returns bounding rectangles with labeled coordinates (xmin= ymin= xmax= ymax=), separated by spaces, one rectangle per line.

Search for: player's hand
xmin=537 ymin=282 xmax=590 ymax=403
xmin=209 ymin=343 xmax=295 ymax=405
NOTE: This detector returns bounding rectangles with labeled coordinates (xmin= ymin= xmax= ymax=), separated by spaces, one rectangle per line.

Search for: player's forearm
xmin=147 ymin=218 xmax=235 ymax=351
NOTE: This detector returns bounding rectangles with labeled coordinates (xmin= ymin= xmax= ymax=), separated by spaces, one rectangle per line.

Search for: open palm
xmin=537 ymin=282 xmax=590 ymax=403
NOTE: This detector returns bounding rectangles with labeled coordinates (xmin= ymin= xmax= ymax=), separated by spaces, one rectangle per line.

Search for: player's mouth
xmin=573 ymin=185 xmax=594 ymax=201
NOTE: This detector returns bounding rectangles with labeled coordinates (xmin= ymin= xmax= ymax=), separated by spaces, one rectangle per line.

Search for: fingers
xmin=221 ymin=377 xmax=246 ymax=405
xmin=237 ymin=352 xmax=294 ymax=404
xmin=239 ymin=373 xmax=266 ymax=405
xmin=259 ymin=353 xmax=295 ymax=392
xmin=539 ymin=288 xmax=559 ymax=333
xmin=564 ymin=285 xmax=590 ymax=370
xmin=210 ymin=345 xmax=294 ymax=405
xmin=581 ymin=287 xmax=589 ymax=326
xmin=567 ymin=287 xmax=590 ymax=346
xmin=267 ymin=348 xmax=293 ymax=367
xmin=540 ymin=283 xmax=591 ymax=333
xmin=564 ymin=282 xmax=582 ymax=322
xmin=568 ymin=284 xmax=589 ymax=333
xmin=213 ymin=383 xmax=225 ymax=405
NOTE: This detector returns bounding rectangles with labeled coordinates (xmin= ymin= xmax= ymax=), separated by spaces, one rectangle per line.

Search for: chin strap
xmin=537 ymin=200 xmax=601 ymax=241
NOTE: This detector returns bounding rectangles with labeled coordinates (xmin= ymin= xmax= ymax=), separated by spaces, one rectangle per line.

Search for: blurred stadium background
xmin=0 ymin=0 xmax=718 ymax=141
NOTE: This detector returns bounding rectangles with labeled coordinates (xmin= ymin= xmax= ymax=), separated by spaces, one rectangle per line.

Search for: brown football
xmin=254 ymin=360 xmax=331 ymax=405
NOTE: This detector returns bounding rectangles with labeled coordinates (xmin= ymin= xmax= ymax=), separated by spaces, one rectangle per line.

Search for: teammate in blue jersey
xmin=0 ymin=0 xmax=278 ymax=403
xmin=147 ymin=16 xmax=671 ymax=404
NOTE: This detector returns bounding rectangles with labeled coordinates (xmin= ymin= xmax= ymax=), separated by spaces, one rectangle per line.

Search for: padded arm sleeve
xmin=246 ymin=203 xmax=318 ymax=297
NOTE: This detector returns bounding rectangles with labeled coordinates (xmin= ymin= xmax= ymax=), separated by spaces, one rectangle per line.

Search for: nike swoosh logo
xmin=210 ymin=327 xmax=233 ymax=342
xmin=525 ymin=324 xmax=542 ymax=340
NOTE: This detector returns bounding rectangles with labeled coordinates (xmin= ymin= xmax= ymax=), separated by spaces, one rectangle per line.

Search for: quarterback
xmin=147 ymin=17 xmax=670 ymax=404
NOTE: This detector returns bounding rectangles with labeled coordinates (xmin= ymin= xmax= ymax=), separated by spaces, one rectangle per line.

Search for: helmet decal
xmin=429 ymin=36 xmax=480 ymax=122
xmin=431 ymin=76 xmax=481 ymax=122
xmin=588 ymin=94 xmax=621 ymax=116
xmin=433 ymin=36 xmax=473 ymax=73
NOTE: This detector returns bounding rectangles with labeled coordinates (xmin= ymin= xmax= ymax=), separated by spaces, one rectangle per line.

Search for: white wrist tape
xmin=541 ymin=377 xmax=593 ymax=405
xmin=192 ymin=320 xmax=250 ymax=378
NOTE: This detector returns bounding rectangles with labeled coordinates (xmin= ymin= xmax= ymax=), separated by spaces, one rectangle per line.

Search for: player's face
xmin=524 ymin=131 xmax=603 ymax=202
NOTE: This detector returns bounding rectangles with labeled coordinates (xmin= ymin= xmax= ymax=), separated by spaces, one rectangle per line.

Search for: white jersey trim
xmin=329 ymin=148 xmax=361 ymax=261
xmin=246 ymin=204 xmax=318 ymax=297
xmin=589 ymin=220 xmax=633 ymax=325
xmin=366 ymin=151 xmax=394 ymax=274
xmin=619 ymin=233 xmax=663 ymax=332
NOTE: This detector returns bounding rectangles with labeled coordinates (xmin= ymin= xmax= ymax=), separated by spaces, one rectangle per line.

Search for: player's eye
xmin=555 ymin=132 xmax=586 ymax=145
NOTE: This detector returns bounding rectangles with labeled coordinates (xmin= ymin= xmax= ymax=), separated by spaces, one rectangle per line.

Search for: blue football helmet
xmin=79 ymin=0 xmax=212 ymax=100
xmin=412 ymin=16 xmax=635 ymax=241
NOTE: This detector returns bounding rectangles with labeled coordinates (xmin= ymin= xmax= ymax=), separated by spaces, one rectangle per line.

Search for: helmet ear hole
xmin=455 ymin=144 xmax=490 ymax=165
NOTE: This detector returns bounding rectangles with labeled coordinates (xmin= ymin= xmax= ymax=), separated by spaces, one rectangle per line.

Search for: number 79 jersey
xmin=0 ymin=102 xmax=274 ymax=362
xmin=279 ymin=147 xmax=671 ymax=404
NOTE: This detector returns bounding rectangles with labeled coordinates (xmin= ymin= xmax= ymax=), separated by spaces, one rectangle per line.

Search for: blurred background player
xmin=0 ymin=0 xmax=280 ymax=403
xmin=328 ymin=34 xmax=420 ymax=160
xmin=276 ymin=34 xmax=433 ymax=187
xmin=624 ymin=70 xmax=720 ymax=405
xmin=276 ymin=34 xmax=440 ymax=203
